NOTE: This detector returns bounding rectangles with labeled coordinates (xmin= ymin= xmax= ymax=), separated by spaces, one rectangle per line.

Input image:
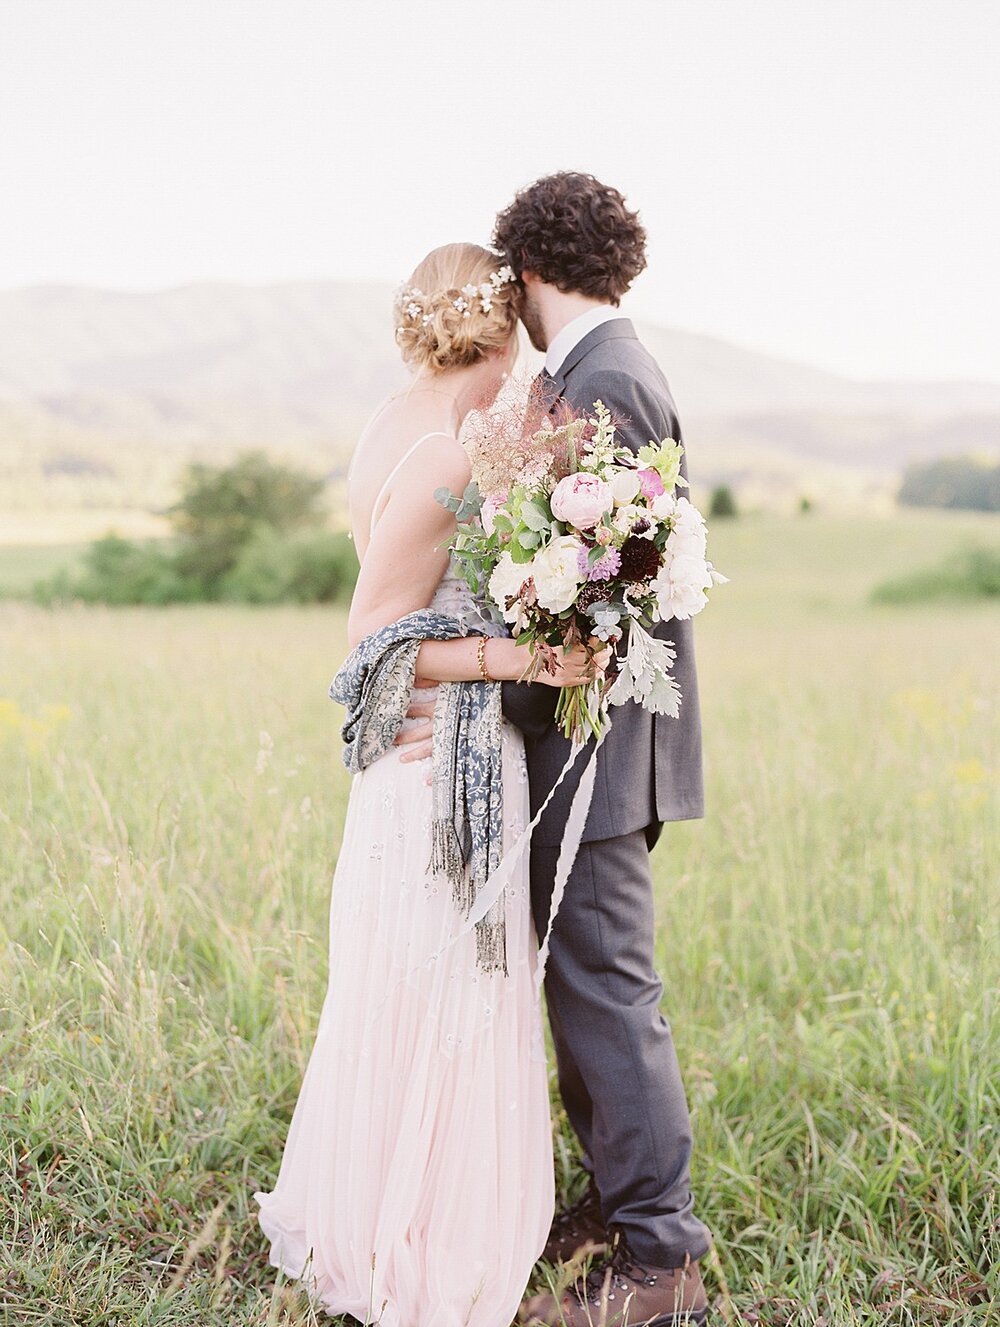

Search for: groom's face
xmin=518 ymin=284 xmax=548 ymax=353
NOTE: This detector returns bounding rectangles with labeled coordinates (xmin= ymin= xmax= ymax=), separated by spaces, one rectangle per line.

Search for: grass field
xmin=1 ymin=511 xmax=997 ymax=1325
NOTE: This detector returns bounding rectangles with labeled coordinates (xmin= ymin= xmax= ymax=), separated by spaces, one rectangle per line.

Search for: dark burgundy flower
xmin=576 ymin=582 xmax=615 ymax=614
xmin=618 ymin=536 xmax=662 ymax=582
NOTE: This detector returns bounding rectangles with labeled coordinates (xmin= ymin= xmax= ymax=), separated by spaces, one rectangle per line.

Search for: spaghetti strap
xmin=368 ymin=431 xmax=454 ymax=537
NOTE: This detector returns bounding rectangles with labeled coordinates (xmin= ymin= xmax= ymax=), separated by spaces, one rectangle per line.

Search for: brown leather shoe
xmin=542 ymin=1176 xmax=608 ymax=1265
xmin=523 ymin=1231 xmax=709 ymax=1326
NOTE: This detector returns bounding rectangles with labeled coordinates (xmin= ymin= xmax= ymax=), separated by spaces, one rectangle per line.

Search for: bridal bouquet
xmin=437 ymin=400 xmax=726 ymax=744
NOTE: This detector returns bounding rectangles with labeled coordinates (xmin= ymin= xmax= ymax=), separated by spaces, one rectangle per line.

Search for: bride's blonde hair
xmin=393 ymin=243 xmax=520 ymax=373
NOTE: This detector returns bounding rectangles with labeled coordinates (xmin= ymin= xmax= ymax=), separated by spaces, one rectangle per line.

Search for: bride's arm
xmin=347 ymin=438 xmax=468 ymax=647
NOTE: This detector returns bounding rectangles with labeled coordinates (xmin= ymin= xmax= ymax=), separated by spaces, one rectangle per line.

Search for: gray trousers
xmin=531 ymin=830 xmax=712 ymax=1266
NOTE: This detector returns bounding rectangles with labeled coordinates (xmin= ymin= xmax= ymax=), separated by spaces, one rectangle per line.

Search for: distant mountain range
xmin=2 ymin=281 xmax=999 ymax=512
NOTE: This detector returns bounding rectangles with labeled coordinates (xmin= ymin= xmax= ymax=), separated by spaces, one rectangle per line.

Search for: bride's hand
xmin=536 ymin=642 xmax=612 ymax=688
xmin=395 ymin=691 xmax=437 ymax=765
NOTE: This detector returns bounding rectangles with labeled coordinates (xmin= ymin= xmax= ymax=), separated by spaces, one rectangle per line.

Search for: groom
xmin=494 ymin=173 xmax=712 ymax=1326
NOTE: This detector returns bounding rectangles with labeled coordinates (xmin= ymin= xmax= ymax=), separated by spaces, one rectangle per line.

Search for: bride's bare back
xmin=346 ymin=394 xmax=470 ymax=647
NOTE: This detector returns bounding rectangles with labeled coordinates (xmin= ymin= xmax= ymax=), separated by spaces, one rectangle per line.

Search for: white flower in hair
xmin=396 ymin=264 xmax=515 ymax=322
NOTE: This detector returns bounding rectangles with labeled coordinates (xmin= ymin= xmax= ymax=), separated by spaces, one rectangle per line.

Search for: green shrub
xmin=170 ymin=451 xmax=327 ymax=593
xmin=28 ymin=454 xmax=347 ymax=607
xmin=221 ymin=528 xmax=357 ymax=604
xmin=898 ymin=456 xmax=1000 ymax=511
xmin=871 ymin=545 xmax=1000 ymax=604
xmin=32 ymin=535 xmax=193 ymax=606
xmin=708 ymin=484 xmax=738 ymax=518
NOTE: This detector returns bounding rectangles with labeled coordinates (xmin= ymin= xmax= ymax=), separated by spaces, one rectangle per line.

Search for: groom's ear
xmin=520 ymin=270 xmax=540 ymax=290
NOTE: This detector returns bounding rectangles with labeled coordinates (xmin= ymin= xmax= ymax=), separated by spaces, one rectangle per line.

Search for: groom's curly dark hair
xmin=493 ymin=172 xmax=647 ymax=305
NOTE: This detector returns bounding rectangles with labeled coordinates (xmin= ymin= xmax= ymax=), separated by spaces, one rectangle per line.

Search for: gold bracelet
xmin=476 ymin=635 xmax=492 ymax=684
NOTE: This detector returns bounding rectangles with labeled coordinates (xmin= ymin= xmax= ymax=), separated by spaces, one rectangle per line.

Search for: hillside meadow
xmin=1 ymin=511 xmax=997 ymax=1325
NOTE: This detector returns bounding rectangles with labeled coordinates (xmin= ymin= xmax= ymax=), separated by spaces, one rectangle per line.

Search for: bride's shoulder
xmin=357 ymin=403 xmax=468 ymax=487
xmin=410 ymin=430 xmax=470 ymax=487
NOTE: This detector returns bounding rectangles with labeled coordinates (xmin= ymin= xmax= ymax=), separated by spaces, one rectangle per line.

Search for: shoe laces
xmin=578 ymin=1231 xmax=661 ymax=1306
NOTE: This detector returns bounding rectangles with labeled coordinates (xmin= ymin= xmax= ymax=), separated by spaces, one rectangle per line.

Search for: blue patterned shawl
xmin=329 ymin=611 xmax=506 ymax=974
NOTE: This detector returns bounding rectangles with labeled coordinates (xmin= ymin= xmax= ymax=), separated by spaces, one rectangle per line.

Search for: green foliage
xmin=709 ymin=484 xmax=739 ymax=518
xmin=33 ymin=533 xmax=195 ymax=606
xmin=872 ymin=545 xmax=1000 ymax=604
xmin=898 ymin=455 xmax=1000 ymax=511
xmin=27 ymin=453 xmax=355 ymax=607
xmin=799 ymin=495 xmax=814 ymax=514
xmin=171 ymin=451 xmax=327 ymax=593
xmin=221 ymin=527 xmax=357 ymax=604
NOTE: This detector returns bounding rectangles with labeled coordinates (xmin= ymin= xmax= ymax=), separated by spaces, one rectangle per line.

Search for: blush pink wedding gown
xmin=255 ymin=566 xmax=554 ymax=1327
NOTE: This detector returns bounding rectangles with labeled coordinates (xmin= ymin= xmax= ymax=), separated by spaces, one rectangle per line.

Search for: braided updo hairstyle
xmin=393 ymin=243 xmax=521 ymax=373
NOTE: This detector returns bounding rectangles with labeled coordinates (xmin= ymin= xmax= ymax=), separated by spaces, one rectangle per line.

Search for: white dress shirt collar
xmin=544 ymin=304 xmax=629 ymax=377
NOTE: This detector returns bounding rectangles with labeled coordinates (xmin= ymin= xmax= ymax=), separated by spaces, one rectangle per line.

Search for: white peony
xmin=488 ymin=552 xmax=530 ymax=627
xmin=653 ymin=551 xmax=713 ymax=622
xmin=670 ymin=497 xmax=707 ymax=535
xmin=651 ymin=491 xmax=677 ymax=521
xmin=531 ymin=534 xmax=585 ymax=613
xmin=666 ymin=526 xmax=707 ymax=559
xmin=663 ymin=496 xmax=707 ymax=558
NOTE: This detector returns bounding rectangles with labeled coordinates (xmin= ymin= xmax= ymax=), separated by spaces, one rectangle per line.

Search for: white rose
xmin=609 ymin=468 xmax=641 ymax=505
xmin=531 ymin=534 xmax=584 ymax=613
xmin=488 ymin=552 xmax=529 ymax=626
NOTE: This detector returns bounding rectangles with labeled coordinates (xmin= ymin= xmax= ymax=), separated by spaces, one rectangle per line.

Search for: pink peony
xmin=637 ymin=467 xmax=665 ymax=499
xmin=550 ymin=472 xmax=614 ymax=530
xmin=480 ymin=490 xmax=508 ymax=537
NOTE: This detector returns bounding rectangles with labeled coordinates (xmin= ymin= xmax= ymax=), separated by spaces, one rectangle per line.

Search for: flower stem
xmin=556 ymin=684 xmax=605 ymax=744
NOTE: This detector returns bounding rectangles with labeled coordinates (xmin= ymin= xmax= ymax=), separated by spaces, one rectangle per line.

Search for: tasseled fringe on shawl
xmin=430 ymin=819 xmax=508 ymax=976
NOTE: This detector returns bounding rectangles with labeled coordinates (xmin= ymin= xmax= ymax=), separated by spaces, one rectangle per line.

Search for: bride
xmin=255 ymin=243 xmax=596 ymax=1327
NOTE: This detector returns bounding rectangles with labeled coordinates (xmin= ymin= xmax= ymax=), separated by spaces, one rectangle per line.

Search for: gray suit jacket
xmin=501 ymin=319 xmax=704 ymax=846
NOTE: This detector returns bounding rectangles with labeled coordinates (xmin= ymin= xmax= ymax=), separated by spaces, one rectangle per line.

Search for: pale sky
xmin=1 ymin=0 xmax=998 ymax=382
